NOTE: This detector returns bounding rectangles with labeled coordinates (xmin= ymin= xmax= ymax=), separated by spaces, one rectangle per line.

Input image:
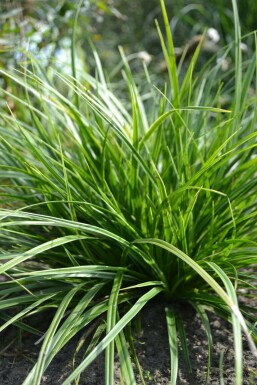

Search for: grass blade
xmin=105 ymin=272 xmax=123 ymax=385
xmin=165 ymin=306 xmax=178 ymax=385
xmin=61 ymin=287 xmax=163 ymax=385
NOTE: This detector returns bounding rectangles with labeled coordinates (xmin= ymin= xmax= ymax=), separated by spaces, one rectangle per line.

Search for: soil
xmin=0 ymin=300 xmax=257 ymax=385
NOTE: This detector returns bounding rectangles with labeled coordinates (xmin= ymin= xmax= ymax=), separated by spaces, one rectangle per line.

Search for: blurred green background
xmin=1 ymin=0 xmax=257 ymax=81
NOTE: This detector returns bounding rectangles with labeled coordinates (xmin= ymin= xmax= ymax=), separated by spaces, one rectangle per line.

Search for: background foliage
xmin=1 ymin=0 xmax=257 ymax=77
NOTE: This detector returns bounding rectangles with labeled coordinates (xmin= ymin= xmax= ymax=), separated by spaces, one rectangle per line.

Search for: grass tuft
xmin=0 ymin=1 xmax=257 ymax=384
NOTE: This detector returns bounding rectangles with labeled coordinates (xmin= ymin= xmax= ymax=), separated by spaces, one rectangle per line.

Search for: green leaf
xmin=61 ymin=287 xmax=163 ymax=385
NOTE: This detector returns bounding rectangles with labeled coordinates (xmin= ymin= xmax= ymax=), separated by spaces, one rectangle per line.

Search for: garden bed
xmin=1 ymin=300 xmax=256 ymax=385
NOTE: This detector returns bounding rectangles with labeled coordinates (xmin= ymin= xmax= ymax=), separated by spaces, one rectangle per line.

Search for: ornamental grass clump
xmin=0 ymin=1 xmax=257 ymax=384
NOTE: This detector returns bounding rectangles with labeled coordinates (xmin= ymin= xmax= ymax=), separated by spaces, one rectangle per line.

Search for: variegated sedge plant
xmin=0 ymin=0 xmax=257 ymax=384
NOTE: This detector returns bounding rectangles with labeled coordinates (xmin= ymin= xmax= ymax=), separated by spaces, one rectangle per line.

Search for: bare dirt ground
xmin=1 ymin=299 xmax=257 ymax=384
